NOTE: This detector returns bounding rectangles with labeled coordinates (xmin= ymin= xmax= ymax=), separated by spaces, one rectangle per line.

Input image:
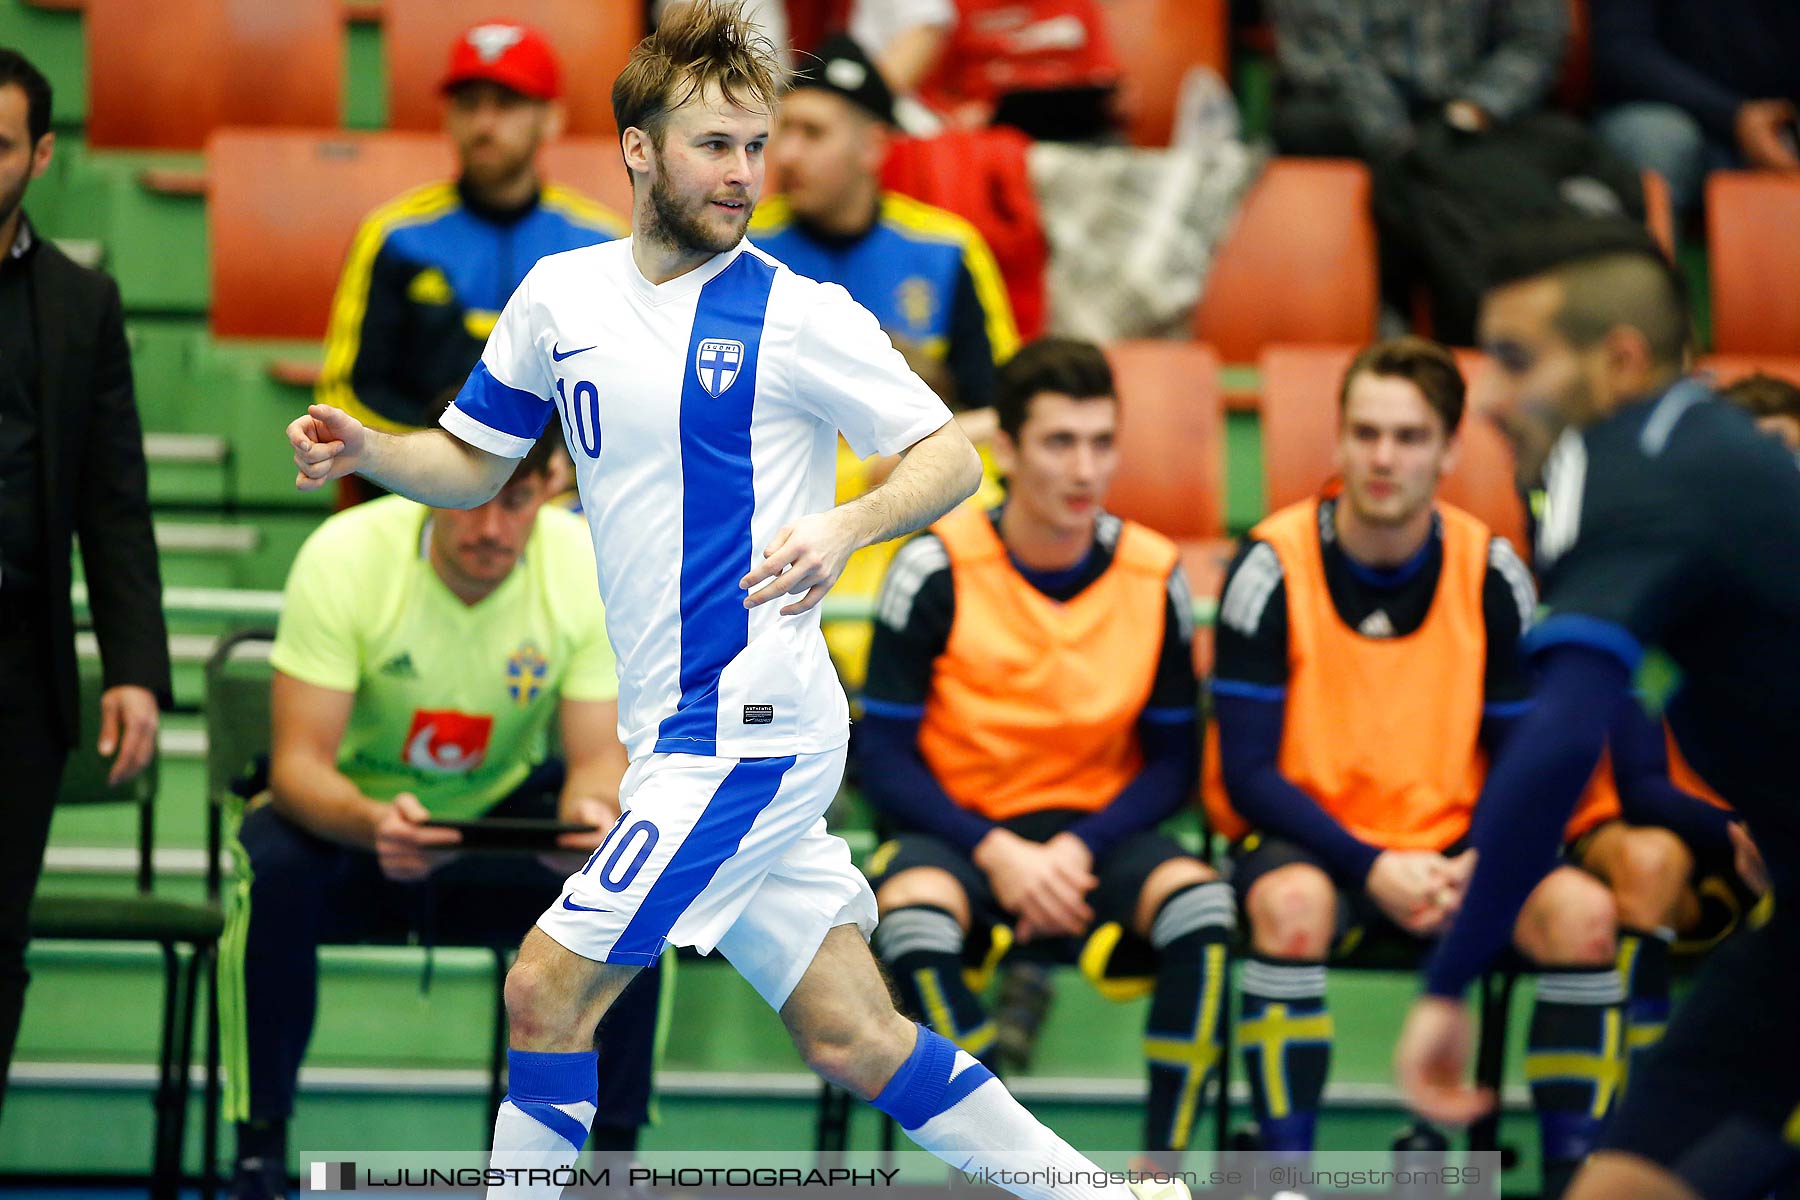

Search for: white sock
xmin=875 ymin=1026 xmax=1135 ymax=1200
xmin=486 ymin=1050 xmax=598 ymax=1200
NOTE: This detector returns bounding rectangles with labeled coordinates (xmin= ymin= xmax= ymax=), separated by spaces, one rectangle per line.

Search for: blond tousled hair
xmin=612 ymin=0 xmax=781 ymax=158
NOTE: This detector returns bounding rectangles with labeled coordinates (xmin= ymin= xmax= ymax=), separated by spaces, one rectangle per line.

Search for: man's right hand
xmin=1735 ymin=99 xmax=1800 ymax=169
xmin=973 ymin=828 xmax=1096 ymax=941
xmin=374 ymin=792 xmax=463 ymax=881
xmin=1367 ymin=849 xmax=1463 ymax=936
xmin=289 ymin=403 xmax=368 ymax=491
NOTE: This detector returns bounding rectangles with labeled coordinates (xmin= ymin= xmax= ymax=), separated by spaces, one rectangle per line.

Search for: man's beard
xmin=0 ymin=170 xmax=29 ymax=241
xmin=644 ymin=161 xmax=750 ymax=257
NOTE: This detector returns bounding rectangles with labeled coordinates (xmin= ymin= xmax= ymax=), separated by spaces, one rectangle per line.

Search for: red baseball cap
xmin=440 ymin=21 xmax=561 ymax=101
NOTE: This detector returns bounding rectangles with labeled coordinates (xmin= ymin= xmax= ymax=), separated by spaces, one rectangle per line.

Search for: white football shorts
xmin=534 ymin=745 xmax=877 ymax=1009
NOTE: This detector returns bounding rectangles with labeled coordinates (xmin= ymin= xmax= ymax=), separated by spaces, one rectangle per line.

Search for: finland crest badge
xmin=695 ymin=338 xmax=745 ymax=397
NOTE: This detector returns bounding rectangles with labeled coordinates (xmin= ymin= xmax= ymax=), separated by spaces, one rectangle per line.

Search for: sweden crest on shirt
xmin=507 ymin=641 xmax=549 ymax=706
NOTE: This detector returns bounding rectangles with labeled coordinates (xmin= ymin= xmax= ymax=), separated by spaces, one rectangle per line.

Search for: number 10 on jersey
xmin=556 ymin=377 xmax=601 ymax=458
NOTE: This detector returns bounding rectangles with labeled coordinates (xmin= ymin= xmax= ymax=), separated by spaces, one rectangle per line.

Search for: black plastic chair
xmin=27 ymin=669 xmax=225 ymax=1200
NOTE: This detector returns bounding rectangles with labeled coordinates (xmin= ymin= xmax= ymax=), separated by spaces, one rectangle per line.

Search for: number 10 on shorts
xmin=583 ymin=816 xmax=660 ymax=893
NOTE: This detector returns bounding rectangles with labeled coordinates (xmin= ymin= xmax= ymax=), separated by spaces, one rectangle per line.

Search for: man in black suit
xmin=0 ymin=47 xmax=170 ymax=1115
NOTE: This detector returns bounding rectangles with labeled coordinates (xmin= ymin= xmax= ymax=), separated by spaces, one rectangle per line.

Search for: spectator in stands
xmin=223 ymin=423 xmax=655 ymax=1200
xmin=846 ymin=0 xmax=954 ymax=96
xmin=0 ymin=48 xmax=169 ymax=1119
xmin=1268 ymin=0 xmax=1567 ymax=162
xmin=913 ymin=0 xmax=1124 ymax=141
xmin=1268 ymin=2 xmax=1619 ymax=343
xmin=858 ymin=337 xmax=1231 ymax=1168
xmin=1721 ymin=371 xmax=1800 ymax=452
xmin=757 ymin=33 xmax=1019 ymax=683
xmin=316 ymin=22 xmax=625 ymax=439
xmin=1591 ymin=0 xmax=1800 ymax=223
xmin=760 ymin=35 xmax=1018 ymax=412
xmin=1207 ymin=337 xmax=1621 ymax=1197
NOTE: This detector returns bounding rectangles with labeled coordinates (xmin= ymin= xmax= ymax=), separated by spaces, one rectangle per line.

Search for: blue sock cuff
xmin=506 ymin=1049 xmax=598 ymax=1106
xmin=1538 ymin=1109 xmax=1604 ymax=1165
xmin=872 ymin=1025 xmax=975 ymax=1131
xmin=1259 ymin=1112 xmax=1319 ymax=1154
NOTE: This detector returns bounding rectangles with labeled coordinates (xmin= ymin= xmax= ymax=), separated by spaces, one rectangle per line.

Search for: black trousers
xmin=0 ymin=596 xmax=69 ymax=1119
xmin=229 ymin=785 xmax=660 ymax=1133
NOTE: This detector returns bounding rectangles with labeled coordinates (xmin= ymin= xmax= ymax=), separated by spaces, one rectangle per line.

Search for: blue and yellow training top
xmin=752 ymin=191 xmax=1018 ymax=411
xmin=318 ymin=177 xmax=626 ymax=432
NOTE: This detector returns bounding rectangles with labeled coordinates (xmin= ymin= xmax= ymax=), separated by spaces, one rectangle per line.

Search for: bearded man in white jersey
xmin=286 ymin=5 xmax=1188 ymax=1200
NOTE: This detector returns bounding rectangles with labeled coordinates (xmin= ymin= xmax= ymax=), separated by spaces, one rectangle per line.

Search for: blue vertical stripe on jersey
xmin=450 ymin=360 xmax=554 ymax=441
xmin=654 ymin=252 xmax=778 ymax=753
xmin=607 ymin=754 xmax=796 ymax=962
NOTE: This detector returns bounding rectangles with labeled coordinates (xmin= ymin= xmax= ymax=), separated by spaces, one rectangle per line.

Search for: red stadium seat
xmin=1099 ymin=0 xmax=1229 ymax=147
xmin=1103 ymin=339 xmax=1229 ymax=673
xmin=1195 ymin=159 xmax=1379 ymax=366
xmin=384 ymin=0 xmax=643 ymax=142
xmin=207 ymin=129 xmax=629 ymax=340
xmin=85 ymin=0 xmax=342 ymax=149
xmin=1260 ymin=344 xmax=1528 ymax=556
xmin=1708 ymin=172 xmax=1800 ymax=355
xmin=882 ymin=128 xmax=1049 ymax=339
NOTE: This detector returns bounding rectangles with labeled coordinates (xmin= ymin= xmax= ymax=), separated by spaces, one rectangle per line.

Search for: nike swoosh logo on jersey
xmin=561 ymin=895 xmax=611 ymax=913
xmin=551 ymin=342 xmax=597 ymax=361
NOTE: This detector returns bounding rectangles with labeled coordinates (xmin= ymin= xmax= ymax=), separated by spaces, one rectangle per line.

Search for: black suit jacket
xmin=25 ymin=230 xmax=170 ymax=747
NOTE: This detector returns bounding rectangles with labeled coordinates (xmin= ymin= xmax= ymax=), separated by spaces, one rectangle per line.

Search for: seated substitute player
xmin=1720 ymin=370 xmax=1800 ymax=453
xmin=858 ymin=336 xmax=1232 ymax=1166
xmin=224 ymin=425 xmax=655 ymax=1200
xmin=1207 ymin=336 xmax=1624 ymax=1195
xmin=755 ymin=34 xmax=1019 ymax=682
xmin=317 ymin=21 xmax=626 ymax=438
xmin=1576 ymin=695 xmax=1754 ymax=1084
xmin=1395 ymin=219 xmax=1800 ymax=1200
xmin=286 ymin=7 xmax=1186 ymax=1200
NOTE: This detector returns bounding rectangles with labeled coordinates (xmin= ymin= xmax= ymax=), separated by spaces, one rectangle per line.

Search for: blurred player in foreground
xmin=1395 ymin=219 xmax=1800 ymax=1200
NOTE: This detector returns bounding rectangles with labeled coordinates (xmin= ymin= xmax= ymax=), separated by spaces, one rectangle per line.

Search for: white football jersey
xmin=442 ymin=239 xmax=953 ymax=759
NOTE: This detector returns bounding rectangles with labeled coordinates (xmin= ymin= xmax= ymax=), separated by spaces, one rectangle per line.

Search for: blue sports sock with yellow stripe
xmin=1616 ymin=927 xmax=1672 ymax=1086
xmin=1525 ymin=967 xmax=1627 ymax=1193
xmin=874 ymin=905 xmax=998 ymax=1062
xmin=1239 ymin=956 xmax=1333 ymax=1153
xmin=1141 ymin=881 xmax=1235 ymax=1162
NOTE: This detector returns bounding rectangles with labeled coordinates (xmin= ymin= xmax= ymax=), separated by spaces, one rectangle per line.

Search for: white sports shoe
xmin=1126 ymin=1180 xmax=1191 ymax=1200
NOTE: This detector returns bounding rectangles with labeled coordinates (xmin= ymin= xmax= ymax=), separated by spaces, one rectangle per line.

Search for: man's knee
xmin=1519 ymin=868 xmax=1618 ymax=967
xmin=875 ymin=866 xmax=971 ymax=929
xmin=794 ymin=1013 xmax=912 ymax=1096
xmin=503 ymin=930 xmax=621 ymax=1050
xmin=1602 ymin=827 xmax=1695 ymax=929
xmin=1596 ymin=101 xmax=1706 ymax=211
xmin=1245 ymin=864 xmax=1337 ymax=959
xmin=1132 ymin=855 xmax=1220 ymax=936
